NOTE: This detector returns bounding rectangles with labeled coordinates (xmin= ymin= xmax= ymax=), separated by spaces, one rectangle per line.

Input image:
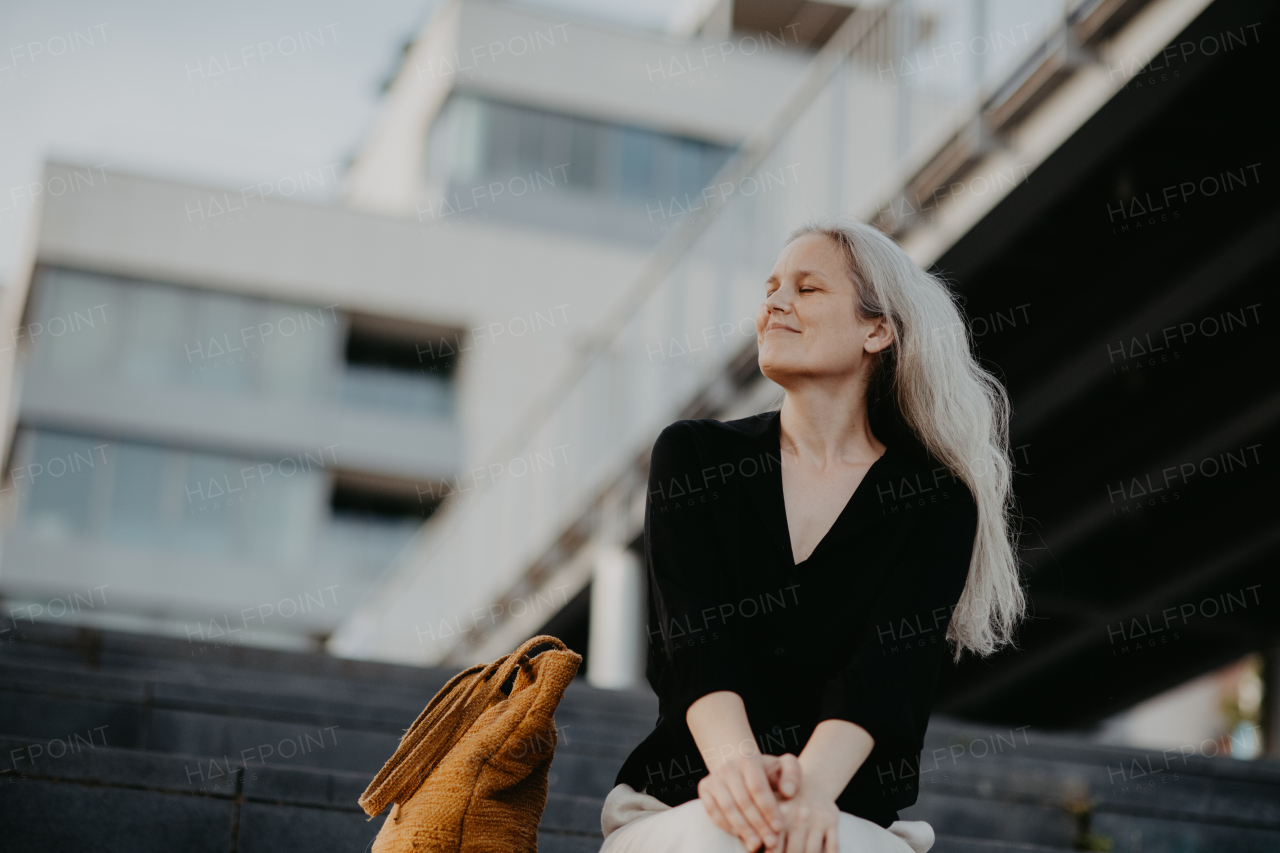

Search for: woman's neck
xmin=777 ymin=379 xmax=885 ymax=469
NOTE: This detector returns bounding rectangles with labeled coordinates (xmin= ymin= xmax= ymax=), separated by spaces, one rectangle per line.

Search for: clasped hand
xmin=697 ymin=752 xmax=839 ymax=853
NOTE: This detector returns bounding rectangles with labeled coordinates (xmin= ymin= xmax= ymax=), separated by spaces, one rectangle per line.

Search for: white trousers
xmin=598 ymin=784 xmax=934 ymax=853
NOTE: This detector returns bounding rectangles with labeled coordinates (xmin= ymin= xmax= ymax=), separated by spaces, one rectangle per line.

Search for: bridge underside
xmin=931 ymin=0 xmax=1279 ymax=728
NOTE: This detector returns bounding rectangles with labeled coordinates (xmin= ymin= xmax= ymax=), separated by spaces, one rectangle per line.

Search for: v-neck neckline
xmin=770 ymin=411 xmax=892 ymax=569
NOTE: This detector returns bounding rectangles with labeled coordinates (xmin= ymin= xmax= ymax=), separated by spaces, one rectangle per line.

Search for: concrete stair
xmin=2 ymin=622 xmax=1278 ymax=852
xmin=898 ymin=728 xmax=1280 ymax=853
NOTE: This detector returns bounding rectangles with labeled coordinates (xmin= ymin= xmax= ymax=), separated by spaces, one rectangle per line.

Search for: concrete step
xmin=923 ymin=720 xmax=1280 ymax=789
xmin=0 ymin=687 xmax=640 ymax=798
xmin=0 ymin=645 xmax=660 ymax=735
xmin=1 ymin=622 xmax=660 ymax=722
xmin=0 ymin=656 xmax=433 ymax=718
xmin=0 ymin=777 xmax=601 ymax=853
xmin=1089 ymin=810 xmax=1280 ymax=853
xmin=0 ymin=661 xmax=654 ymax=756
xmin=903 ymin=753 xmax=1280 ymax=830
xmin=930 ymin=838 xmax=1075 ymax=853
xmin=899 ymin=734 xmax=1280 ymax=853
xmin=900 ymin=793 xmax=1080 ymax=849
xmin=8 ymin=622 xmax=1280 ymax=853
xmin=926 ymin=835 xmax=1075 ymax=850
xmin=2 ymin=621 xmax=450 ymax=688
xmin=0 ymin=676 xmax=649 ymax=799
xmin=909 ymin=723 xmax=1280 ymax=833
xmin=0 ymin=732 xmax=607 ymax=851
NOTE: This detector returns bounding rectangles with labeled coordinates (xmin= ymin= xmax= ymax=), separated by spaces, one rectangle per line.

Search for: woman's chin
xmin=758 ymin=359 xmax=801 ymax=386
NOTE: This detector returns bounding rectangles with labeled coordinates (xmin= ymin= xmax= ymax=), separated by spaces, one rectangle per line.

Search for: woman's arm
xmin=796 ymin=719 xmax=874 ymax=801
xmin=687 ymin=691 xmax=801 ymax=852
xmin=774 ymin=720 xmax=874 ymax=853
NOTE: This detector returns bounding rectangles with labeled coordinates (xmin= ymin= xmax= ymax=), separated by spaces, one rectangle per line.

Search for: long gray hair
xmin=783 ymin=216 xmax=1025 ymax=660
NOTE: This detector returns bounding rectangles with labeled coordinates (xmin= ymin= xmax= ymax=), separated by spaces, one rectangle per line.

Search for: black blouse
xmin=614 ymin=410 xmax=978 ymax=828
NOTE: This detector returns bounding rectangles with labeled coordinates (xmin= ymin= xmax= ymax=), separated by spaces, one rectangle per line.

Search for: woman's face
xmin=755 ymin=233 xmax=893 ymax=388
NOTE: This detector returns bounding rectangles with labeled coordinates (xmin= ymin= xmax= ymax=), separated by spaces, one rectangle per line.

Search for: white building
xmin=0 ymin=0 xmax=810 ymax=651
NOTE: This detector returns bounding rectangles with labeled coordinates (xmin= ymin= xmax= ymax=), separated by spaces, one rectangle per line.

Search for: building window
xmin=424 ymin=94 xmax=734 ymax=237
xmin=22 ymin=267 xmax=458 ymax=419
xmin=327 ymin=472 xmax=439 ymax=572
xmin=3 ymin=427 xmax=426 ymax=576
xmin=8 ymin=428 xmax=327 ymax=564
xmin=340 ymin=313 xmax=458 ymax=417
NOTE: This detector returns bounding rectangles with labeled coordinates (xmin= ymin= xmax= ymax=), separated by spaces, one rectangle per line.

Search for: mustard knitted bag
xmin=359 ymin=635 xmax=583 ymax=853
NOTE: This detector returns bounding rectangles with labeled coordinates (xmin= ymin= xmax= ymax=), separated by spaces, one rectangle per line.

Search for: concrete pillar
xmin=586 ymin=543 xmax=645 ymax=690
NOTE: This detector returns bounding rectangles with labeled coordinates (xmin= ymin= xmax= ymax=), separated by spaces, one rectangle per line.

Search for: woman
xmin=599 ymin=217 xmax=1025 ymax=853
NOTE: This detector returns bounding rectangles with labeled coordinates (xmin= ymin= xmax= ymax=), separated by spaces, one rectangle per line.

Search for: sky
xmin=0 ymin=0 xmax=689 ymax=282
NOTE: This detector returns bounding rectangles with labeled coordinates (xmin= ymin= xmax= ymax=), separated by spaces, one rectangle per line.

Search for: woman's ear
xmin=865 ymin=315 xmax=895 ymax=354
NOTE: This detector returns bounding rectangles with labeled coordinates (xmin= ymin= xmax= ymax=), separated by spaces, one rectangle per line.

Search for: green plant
xmin=1064 ymin=796 xmax=1113 ymax=852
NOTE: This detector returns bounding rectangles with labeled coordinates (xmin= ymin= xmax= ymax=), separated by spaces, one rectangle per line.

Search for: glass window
xmin=120 ymin=282 xmax=190 ymax=387
xmin=673 ymin=138 xmax=707 ymax=194
xmin=11 ymin=428 xmax=348 ymax=569
xmin=175 ymin=449 xmax=240 ymax=557
xmin=338 ymin=366 xmax=453 ymax=417
xmin=30 ymin=268 xmax=119 ymax=378
xmin=485 ymin=100 xmax=521 ymax=175
xmin=248 ymin=465 xmax=321 ymax=564
xmin=568 ymin=122 xmax=600 ymax=189
xmin=259 ymin=301 xmax=341 ymax=401
xmin=539 ymin=111 xmax=573 ymax=174
xmin=338 ymin=318 xmax=458 ymax=417
xmin=17 ymin=431 xmax=100 ymax=540
xmin=425 ymin=95 xmax=735 ymax=206
xmin=173 ymin=446 xmax=326 ymax=562
xmin=618 ymin=127 xmax=656 ymax=198
xmin=104 ymin=441 xmax=167 ymax=547
xmin=187 ymin=289 xmax=258 ymax=394
xmin=515 ymin=107 xmax=550 ymax=171
xmin=449 ymin=96 xmax=488 ymax=185
xmin=24 ymin=268 xmax=361 ymax=409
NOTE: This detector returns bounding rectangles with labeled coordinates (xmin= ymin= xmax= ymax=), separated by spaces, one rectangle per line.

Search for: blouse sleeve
xmin=644 ymin=422 xmax=752 ymax=721
xmin=816 ymin=490 xmax=978 ymax=755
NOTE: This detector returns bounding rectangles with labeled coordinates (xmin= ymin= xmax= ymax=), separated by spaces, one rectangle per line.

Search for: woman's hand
xmin=685 ymin=692 xmax=806 ymax=851
xmin=762 ymin=753 xmax=801 ymax=800
xmin=697 ymin=751 xmax=785 ymax=852
xmin=772 ymin=719 xmax=875 ymax=853
xmin=688 ymin=692 xmax=801 ymax=851
xmin=776 ymin=783 xmax=840 ymax=853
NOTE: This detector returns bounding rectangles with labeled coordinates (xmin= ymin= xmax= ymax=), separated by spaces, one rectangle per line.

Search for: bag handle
xmin=358 ymin=635 xmax=570 ymax=817
xmin=484 ymin=634 xmax=569 ymax=695
xmin=359 ymin=663 xmax=490 ymax=816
